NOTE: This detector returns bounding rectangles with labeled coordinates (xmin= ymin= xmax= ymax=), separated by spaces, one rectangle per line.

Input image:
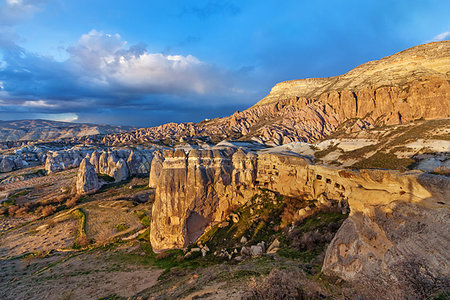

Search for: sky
xmin=0 ymin=0 xmax=449 ymax=127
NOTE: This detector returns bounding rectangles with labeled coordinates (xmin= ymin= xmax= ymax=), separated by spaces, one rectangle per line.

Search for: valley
xmin=0 ymin=41 xmax=449 ymax=299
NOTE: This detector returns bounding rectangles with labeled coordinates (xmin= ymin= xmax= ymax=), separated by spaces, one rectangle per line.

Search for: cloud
xmin=0 ymin=29 xmax=253 ymax=124
xmin=0 ymin=0 xmax=44 ymax=26
xmin=0 ymin=0 xmax=48 ymax=50
xmin=431 ymin=31 xmax=450 ymax=42
xmin=22 ymin=99 xmax=57 ymax=108
xmin=66 ymin=30 xmax=225 ymax=95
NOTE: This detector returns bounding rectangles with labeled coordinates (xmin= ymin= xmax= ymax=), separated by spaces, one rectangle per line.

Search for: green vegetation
xmin=98 ymin=173 xmax=115 ymax=183
xmin=110 ymin=241 xmax=210 ymax=275
xmin=8 ymin=189 xmax=30 ymax=200
xmin=351 ymin=151 xmax=415 ymax=170
xmin=72 ymin=208 xmax=92 ymax=249
xmin=197 ymin=190 xmax=285 ymax=252
xmin=314 ymin=144 xmax=340 ymax=159
xmin=135 ymin=210 xmax=151 ymax=226
xmin=115 ymin=223 xmax=129 ymax=232
xmin=339 ymin=144 xmax=379 ymax=160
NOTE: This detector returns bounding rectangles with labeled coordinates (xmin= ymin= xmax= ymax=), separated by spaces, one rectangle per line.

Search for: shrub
xmin=244 ymin=269 xmax=306 ymax=300
xmin=115 ymin=223 xmax=129 ymax=232
xmin=8 ymin=205 xmax=19 ymax=216
xmin=14 ymin=206 xmax=29 ymax=216
xmin=0 ymin=207 xmax=7 ymax=215
xmin=40 ymin=205 xmax=56 ymax=217
xmin=65 ymin=196 xmax=80 ymax=208
xmin=156 ymin=251 xmax=172 ymax=260
xmin=76 ymin=234 xmax=90 ymax=248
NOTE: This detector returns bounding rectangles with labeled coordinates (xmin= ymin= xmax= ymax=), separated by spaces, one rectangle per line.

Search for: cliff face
xmin=98 ymin=41 xmax=449 ymax=147
xmin=150 ymin=148 xmax=257 ymax=250
xmin=150 ymin=148 xmax=449 ymax=296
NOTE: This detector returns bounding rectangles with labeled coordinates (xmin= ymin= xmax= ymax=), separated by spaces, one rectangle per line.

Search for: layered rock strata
xmin=150 ymin=148 xmax=257 ymax=250
xmin=150 ymin=148 xmax=449 ymax=297
xmin=98 ymin=42 xmax=449 ymax=146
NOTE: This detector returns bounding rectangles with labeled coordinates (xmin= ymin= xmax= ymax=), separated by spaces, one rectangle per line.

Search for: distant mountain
xmin=100 ymin=41 xmax=450 ymax=146
xmin=0 ymin=119 xmax=135 ymax=142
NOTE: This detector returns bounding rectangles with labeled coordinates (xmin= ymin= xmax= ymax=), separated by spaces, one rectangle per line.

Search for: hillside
xmin=96 ymin=41 xmax=449 ymax=147
xmin=0 ymin=119 xmax=135 ymax=142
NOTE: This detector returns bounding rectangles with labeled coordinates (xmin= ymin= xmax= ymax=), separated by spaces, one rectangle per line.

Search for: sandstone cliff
xmin=150 ymin=148 xmax=257 ymax=250
xmin=98 ymin=42 xmax=449 ymax=147
xmin=149 ymin=148 xmax=449 ymax=297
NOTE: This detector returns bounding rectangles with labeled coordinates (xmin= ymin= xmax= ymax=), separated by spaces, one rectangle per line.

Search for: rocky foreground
xmin=0 ymin=42 xmax=449 ymax=299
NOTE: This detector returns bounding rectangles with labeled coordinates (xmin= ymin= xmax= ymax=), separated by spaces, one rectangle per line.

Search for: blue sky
xmin=0 ymin=0 xmax=449 ymax=126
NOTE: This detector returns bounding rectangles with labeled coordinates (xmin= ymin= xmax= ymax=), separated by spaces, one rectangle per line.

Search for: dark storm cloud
xmin=0 ymin=30 xmax=254 ymax=120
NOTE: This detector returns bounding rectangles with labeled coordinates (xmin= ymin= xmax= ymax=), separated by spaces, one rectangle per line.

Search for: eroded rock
xmin=76 ymin=158 xmax=100 ymax=195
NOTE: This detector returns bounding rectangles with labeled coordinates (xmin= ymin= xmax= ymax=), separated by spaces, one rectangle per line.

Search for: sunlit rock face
xmin=101 ymin=42 xmax=450 ymax=147
xmin=150 ymin=148 xmax=258 ymax=251
xmin=150 ymin=148 xmax=449 ymax=297
xmin=321 ymin=171 xmax=450 ymax=298
xmin=76 ymin=158 xmax=99 ymax=195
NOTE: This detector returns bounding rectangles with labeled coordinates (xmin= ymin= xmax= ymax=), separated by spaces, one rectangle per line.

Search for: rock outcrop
xmin=45 ymin=149 xmax=85 ymax=173
xmin=150 ymin=148 xmax=257 ymax=251
xmin=148 ymin=150 xmax=164 ymax=188
xmin=44 ymin=148 xmax=153 ymax=182
xmin=149 ymin=148 xmax=449 ymax=297
xmin=97 ymin=42 xmax=449 ymax=147
xmin=76 ymin=158 xmax=100 ymax=194
xmin=321 ymin=172 xmax=450 ymax=298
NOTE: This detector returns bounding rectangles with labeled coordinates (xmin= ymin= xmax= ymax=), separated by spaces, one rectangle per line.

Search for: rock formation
xmin=76 ymin=158 xmax=100 ymax=194
xmin=150 ymin=148 xmax=257 ymax=250
xmin=149 ymin=148 xmax=449 ymax=297
xmin=148 ymin=150 xmax=164 ymax=188
xmin=0 ymin=157 xmax=16 ymax=173
xmin=97 ymin=42 xmax=449 ymax=147
xmin=44 ymin=148 xmax=153 ymax=182
xmin=321 ymin=172 xmax=449 ymax=298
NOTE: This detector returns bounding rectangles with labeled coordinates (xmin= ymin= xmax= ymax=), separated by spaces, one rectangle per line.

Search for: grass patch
xmin=351 ymin=151 xmax=415 ymax=170
xmin=314 ymin=144 xmax=340 ymax=159
xmin=135 ymin=210 xmax=151 ymax=227
xmin=72 ymin=208 xmax=92 ymax=249
xmin=110 ymin=241 xmax=210 ymax=274
xmin=197 ymin=190 xmax=285 ymax=252
xmin=115 ymin=223 xmax=129 ymax=232
xmin=339 ymin=144 xmax=379 ymax=160
xmin=8 ymin=189 xmax=30 ymax=199
xmin=98 ymin=174 xmax=115 ymax=183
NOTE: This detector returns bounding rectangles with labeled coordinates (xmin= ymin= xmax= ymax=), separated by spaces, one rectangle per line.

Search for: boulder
xmin=267 ymin=239 xmax=280 ymax=254
xmin=0 ymin=157 xmax=15 ymax=172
